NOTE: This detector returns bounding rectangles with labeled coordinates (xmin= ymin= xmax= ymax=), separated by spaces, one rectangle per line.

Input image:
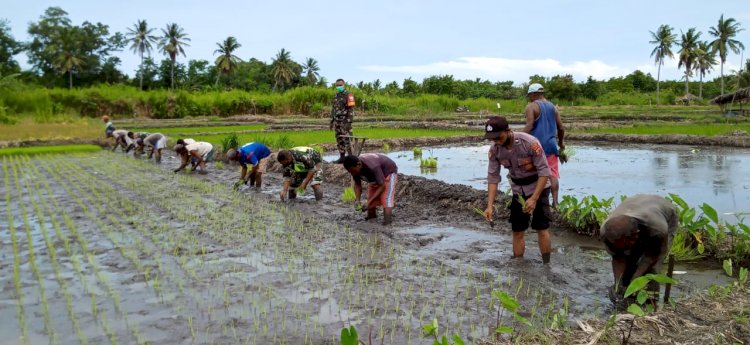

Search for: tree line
xmin=0 ymin=7 xmax=748 ymax=104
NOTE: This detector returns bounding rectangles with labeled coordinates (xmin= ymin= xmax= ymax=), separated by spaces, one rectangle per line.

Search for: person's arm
xmin=239 ymin=165 xmax=248 ymax=181
xmin=523 ymin=176 xmax=549 ymax=214
xmin=174 ymin=153 xmax=189 ymax=172
xmin=366 ymin=185 xmax=386 ymax=209
xmin=280 ymin=180 xmax=290 ymax=201
xmin=555 ymin=107 xmax=565 ymax=150
xmin=353 ymin=178 xmax=363 ymax=206
xmin=631 ymin=234 xmax=667 ymax=279
xmin=299 ymin=170 xmax=315 ymax=190
xmin=522 ymin=103 xmax=537 ymax=133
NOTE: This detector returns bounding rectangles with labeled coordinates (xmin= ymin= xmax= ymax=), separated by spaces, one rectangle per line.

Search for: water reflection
xmin=327 ymin=142 xmax=750 ymax=219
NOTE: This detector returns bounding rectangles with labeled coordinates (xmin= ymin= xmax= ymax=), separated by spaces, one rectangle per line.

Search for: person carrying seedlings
xmin=140 ymin=133 xmax=168 ymax=163
xmin=342 ymin=154 xmax=398 ymax=225
xmin=173 ymin=141 xmax=215 ymax=173
xmin=330 ymin=78 xmax=355 ymax=163
xmin=226 ymin=142 xmax=272 ymax=189
xmin=129 ymin=132 xmax=150 ymax=154
xmin=600 ymin=194 xmax=678 ymax=306
xmin=276 ymin=147 xmax=323 ymax=201
xmin=483 ymin=116 xmax=553 ymax=264
xmin=522 ymin=83 xmax=565 ymax=209
xmin=110 ymin=129 xmax=134 ymax=152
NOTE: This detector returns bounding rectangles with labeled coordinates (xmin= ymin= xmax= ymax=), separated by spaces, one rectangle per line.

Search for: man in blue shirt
xmin=523 ymin=83 xmax=565 ymax=208
xmin=227 ymin=142 xmax=272 ymax=190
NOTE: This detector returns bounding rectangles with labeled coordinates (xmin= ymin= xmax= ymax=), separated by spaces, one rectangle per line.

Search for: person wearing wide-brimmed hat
xmin=484 ymin=116 xmax=553 ymax=264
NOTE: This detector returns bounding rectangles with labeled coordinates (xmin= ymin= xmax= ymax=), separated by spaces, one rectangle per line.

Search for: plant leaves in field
xmin=452 ymin=335 xmax=466 ymax=345
xmin=513 ymin=313 xmax=532 ymax=327
xmin=496 ymin=326 xmax=513 ymax=334
xmin=627 ymin=303 xmax=645 ymax=317
xmin=494 ymin=291 xmax=519 ymax=312
xmin=624 ymin=276 xmax=651 ymax=297
xmin=699 ymin=203 xmax=719 ymax=224
xmin=636 ymin=290 xmax=648 ymax=304
xmin=340 ymin=325 xmax=358 ymax=345
xmin=723 ymin=259 xmax=733 ymax=277
xmin=646 ymin=273 xmax=677 ymax=284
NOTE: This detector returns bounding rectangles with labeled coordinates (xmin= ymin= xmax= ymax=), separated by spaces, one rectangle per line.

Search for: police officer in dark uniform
xmin=330 ymin=78 xmax=354 ymax=163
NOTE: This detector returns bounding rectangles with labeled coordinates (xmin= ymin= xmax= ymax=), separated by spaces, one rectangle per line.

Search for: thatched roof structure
xmin=711 ymin=87 xmax=750 ymax=105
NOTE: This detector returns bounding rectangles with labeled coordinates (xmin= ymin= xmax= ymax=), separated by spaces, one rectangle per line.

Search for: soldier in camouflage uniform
xmin=276 ymin=147 xmax=324 ymax=201
xmin=330 ymin=78 xmax=354 ymax=163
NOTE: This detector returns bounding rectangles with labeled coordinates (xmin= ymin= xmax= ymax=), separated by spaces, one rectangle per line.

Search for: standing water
xmin=330 ymin=142 xmax=750 ymax=219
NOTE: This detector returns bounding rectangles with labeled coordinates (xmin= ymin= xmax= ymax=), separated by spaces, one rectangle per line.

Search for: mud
xmin=0 ymin=151 xmax=735 ymax=345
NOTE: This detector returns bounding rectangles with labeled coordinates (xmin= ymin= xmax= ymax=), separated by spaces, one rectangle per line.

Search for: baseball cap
xmin=527 ymin=83 xmax=544 ymax=94
xmin=484 ymin=116 xmax=509 ymax=139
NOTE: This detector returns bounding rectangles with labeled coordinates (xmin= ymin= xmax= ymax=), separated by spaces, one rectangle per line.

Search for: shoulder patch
xmin=531 ymin=142 xmax=543 ymax=155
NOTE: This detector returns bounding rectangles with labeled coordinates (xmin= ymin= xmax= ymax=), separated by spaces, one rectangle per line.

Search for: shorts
xmin=508 ymin=188 xmax=552 ymax=232
xmin=367 ymin=173 xmax=397 ymax=208
xmin=155 ymin=136 xmax=168 ymax=150
xmin=287 ymin=169 xmax=323 ymax=188
xmin=546 ymin=154 xmax=560 ymax=179
xmin=191 ymin=148 xmax=215 ymax=165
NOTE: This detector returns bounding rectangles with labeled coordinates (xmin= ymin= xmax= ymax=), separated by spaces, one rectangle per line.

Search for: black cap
xmin=484 ymin=116 xmax=509 ymax=139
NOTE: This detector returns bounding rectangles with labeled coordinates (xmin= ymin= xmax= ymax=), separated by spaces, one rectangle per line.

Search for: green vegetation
xmin=412 ymin=147 xmax=423 ymax=156
xmin=420 ymin=157 xmax=438 ymax=168
xmin=0 ymin=145 xmax=101 ymax=156
xmin=132 ymin=124 xmax=266 ymax=136
xmin=581 ymin=123 xmax=750 ymax=136
xmin=341 ymin=187 xmax=356 ymax=203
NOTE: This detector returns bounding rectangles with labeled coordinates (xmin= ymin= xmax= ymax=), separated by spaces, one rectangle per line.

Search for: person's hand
xmin=559 ymin=142 xmax=566 ymax=151
xmin=173 ymin=168 xmax=180 ymax=173
xmin=279 ymin=190 xmax=286 ymax=201
xmin=233 ymin=180 xmax=245 ymax=190
xmin=524 ymin=196 xmax=538 ymax=214
xmin=484 ymin=205 xmax=494 ymax=221
xmin=355 ymin=202 xmax=365 ymax=212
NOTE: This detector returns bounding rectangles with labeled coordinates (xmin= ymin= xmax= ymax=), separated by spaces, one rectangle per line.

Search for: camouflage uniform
xmin=283 ymin=147 xmax=323 ymax=188
xmin=331 ymin=91 xmax=354 ymax=155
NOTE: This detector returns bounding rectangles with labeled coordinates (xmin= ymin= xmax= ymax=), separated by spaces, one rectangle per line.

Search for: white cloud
xmin=360 ymin=57 xmax=631 ymax=84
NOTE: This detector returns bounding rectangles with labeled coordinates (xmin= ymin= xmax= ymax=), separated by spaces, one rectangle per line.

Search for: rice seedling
xmin=0 ymin=144 xmax=101 ymax=156
xmin=420 ymin=157 xmax=438 ymax=168
xmin=412 ymin=146 xmax=423 ymax=156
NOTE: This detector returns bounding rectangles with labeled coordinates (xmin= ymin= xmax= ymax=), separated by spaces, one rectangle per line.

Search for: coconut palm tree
xmin=302 ymin=57 xmax=320 ymax=85
xmin=709 ymin=14 xmax=745 ymax=94
xmin=53 ymin=28 xmax=84 ymax=89
xmin=693 ymin=41 xmax=717 ymax=99
xmin=214 ymin=36 xmax=242 ymax=87
xmin=649 ymin=24 xmax=677 ymax=105
xmin=159 ymin=23 xmax=190 ymax=89
xmin=126 ymin=20 xmax=157 ymax=90
xmin=678 ymin=28 xmax=702 ymax=97
xmin=271 ymin=48 xmax=294 ymax=91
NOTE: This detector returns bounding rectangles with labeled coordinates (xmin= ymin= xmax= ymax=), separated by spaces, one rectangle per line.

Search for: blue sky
xmin=3 ymin=0 xmax=749 ymax=85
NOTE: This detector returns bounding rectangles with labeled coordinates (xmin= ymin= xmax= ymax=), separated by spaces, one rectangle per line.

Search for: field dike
xmin=0 ymin=151 xmax=738 ymax=345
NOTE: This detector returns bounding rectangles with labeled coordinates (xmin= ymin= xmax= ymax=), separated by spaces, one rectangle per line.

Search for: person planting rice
xmin=483 ymin=116 xmax=553 ymax=264
xmin=173 ymin=140 xmax=214 ymax=173
xmin=276 ymin=147 xmax=323 ymax=201
xmin=342 ymin=154 xmax=398 ymax=225
xmin=600 ymin=194 xmax=678 ymax=307
xmin=226 ymin=142 xmax=272 ymax=190
xmin=102 ymin=115 xmax=115 ymax=141
xmin=137 ymin=133 xmax=167 ymax=163
xmin=522 ymin=83 xmax=565 ymax=209
xmin=110 ymin=129 xmax=134 ymax=152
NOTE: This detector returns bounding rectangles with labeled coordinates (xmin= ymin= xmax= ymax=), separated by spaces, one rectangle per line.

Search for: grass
xmin=193 ymin=128 xmax=477 ymax=148
xmin=0 ymin=118 xmax=102 ymax=142
xmin=0 ymin=145 xmax=101 ymax=156
xmin=580 ymin=123 xmax=750 ymax=136
xmin=131 ymin=124 xmax=267 ymax=137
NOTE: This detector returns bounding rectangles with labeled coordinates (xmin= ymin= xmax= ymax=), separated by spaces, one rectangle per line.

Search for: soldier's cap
xmin=527 ymin=83 xmax=544 ymax=94
xmin=484 ymin=116 xmax=509 ymax=140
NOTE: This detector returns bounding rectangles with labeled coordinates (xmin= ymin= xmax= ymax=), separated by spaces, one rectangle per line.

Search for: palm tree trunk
xmin=656 ymin=63 xmax=662 ymax=106
xmin=215 ymin=73 xmax=220 ymax=87
xmin=720 ymin=62 xmax=725 ymax=95
xmin=171 ymin=58 xmax=175 ymax=90
xmin=684 ymin=70 xmax=689 ymax=97
xmin=699 ymin=73 xmax=703 ymax=99
xmin=69 ymin=70 xmax=73 ymax=89
xmin=139 ymin=51 xmax=144 ymax=91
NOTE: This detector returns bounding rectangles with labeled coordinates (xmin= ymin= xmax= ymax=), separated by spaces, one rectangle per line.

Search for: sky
xmin=2 ymin=0 xmax=749 ymax=86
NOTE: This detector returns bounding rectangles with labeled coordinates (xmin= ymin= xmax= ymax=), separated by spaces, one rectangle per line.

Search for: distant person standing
xmin=600 ymin=194 xmax=678 ymax=305
xmin=330 ymin=78 xmax=355 ymax=163
xmin=226 ymin=142 xmax=272 ymax=190
xmin=342 ymin=154 xmax=399 ymax=225
xmin=522 ymin=83 xmax=565 ymax=208
xmin=483 ymin=116 xmax=553 ymax=264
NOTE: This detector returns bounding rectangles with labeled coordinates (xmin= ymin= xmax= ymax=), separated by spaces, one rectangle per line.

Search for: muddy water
xmin=328 ymin=142 xmax=750 ymax=219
